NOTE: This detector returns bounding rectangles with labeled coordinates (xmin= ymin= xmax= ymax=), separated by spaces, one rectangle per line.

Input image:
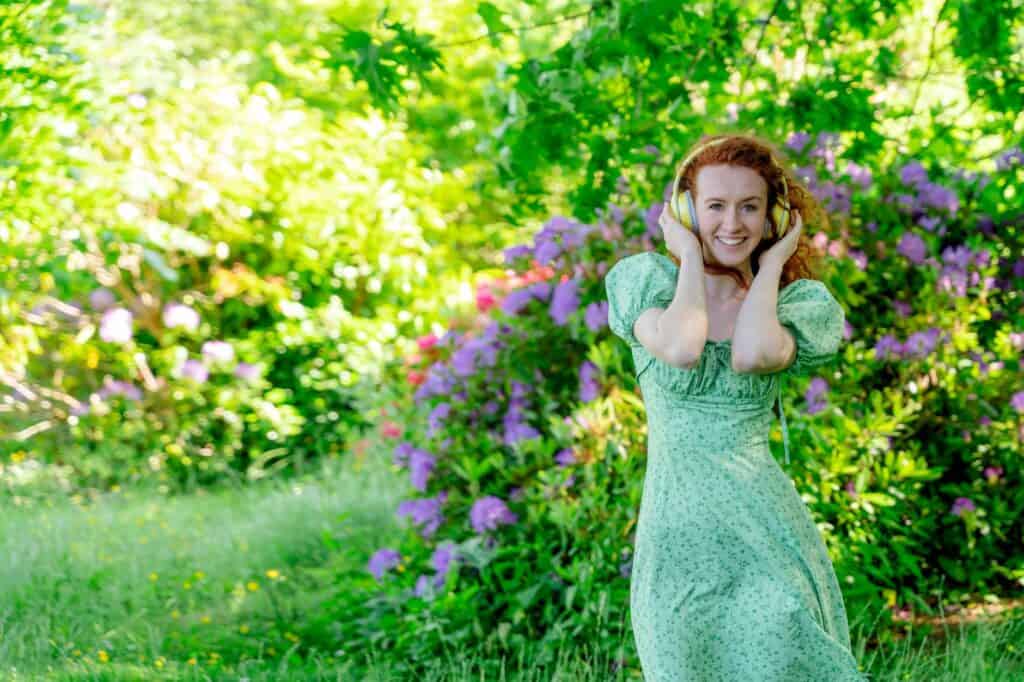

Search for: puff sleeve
xmin=776 ymin=278 xmax=846 ymax=376
xmin=604 ymin=251 xmax=677 ymax=350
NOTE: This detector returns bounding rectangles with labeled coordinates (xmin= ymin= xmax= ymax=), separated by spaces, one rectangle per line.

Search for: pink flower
xmin=202 ymin=340 xmax=234 ymax=365
xmin=99 ymin=307 xmax=133 ymax=344
xmin=180 ymin=359 xmax=209 ymax=383
xmin=416 ymin=334 xmax=439 ymax=351
xmin=163 ymin=303 xmax=200 ymax=331
xmin=380 ymin=420 xmax=402 ymax=439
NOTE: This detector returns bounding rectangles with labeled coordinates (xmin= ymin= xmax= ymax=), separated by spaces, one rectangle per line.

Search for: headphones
xmin=668 ymin=136 xmax=793 ymax=241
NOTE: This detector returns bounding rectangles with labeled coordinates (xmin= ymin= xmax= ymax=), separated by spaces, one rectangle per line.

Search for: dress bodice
xmin=604 ymin=251 xmax=847 ymax=465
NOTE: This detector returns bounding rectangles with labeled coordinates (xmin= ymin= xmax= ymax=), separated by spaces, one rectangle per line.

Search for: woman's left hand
xmin=757 ymin=209 xmax=803 ymax=270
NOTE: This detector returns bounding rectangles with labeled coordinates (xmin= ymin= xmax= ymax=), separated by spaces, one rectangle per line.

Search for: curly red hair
xmin=665 ymin=132 xmax=829 ymax=290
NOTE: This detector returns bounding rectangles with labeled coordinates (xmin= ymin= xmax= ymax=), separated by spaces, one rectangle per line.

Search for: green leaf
xmin=477 ymin=2 xmax=511 ymax=47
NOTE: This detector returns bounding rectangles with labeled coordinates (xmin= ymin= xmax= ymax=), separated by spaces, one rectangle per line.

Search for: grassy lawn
xmin=1 ymin=451 xmax=1021 ymax=680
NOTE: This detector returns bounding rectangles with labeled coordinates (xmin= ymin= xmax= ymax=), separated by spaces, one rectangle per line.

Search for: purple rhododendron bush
xmin=309 ymin=133 xmax=1024 ymax=674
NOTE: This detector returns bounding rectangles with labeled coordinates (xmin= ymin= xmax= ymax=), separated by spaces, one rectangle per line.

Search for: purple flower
xmin=584 ymin=301 xmax=609 ymax=332
xmin=503 ymin=244 xmax=532 ymax=264
xmin=503 ymin=421 xmax=540 ymax=445
xmin=180 ymin=359 xmax=209 ymax=383
xmin=534 ymin=239 xmax=562 ymax=265
xmin=393 ymin=441 xmax=415 ymax=468
xmin=501 ymin=288 xmax=535 ymax=316
xmin=579 ymin=360 xmax=600 ymax=402
xmin=845 ymin=161 xmax=872 ymax=190
xmin=941 ymin=245 xmax=973 ymax=271
xmin=233 ymin=362 xmax=261 ymax=382
xmin=1011 ymin=391 xmax=1024 ymax=414
xmin=893 ymin=300 xmax=912 ymax=318
xmin=469 ymin=495 xmax=518 ymax=534
xmin=899 ymin=161 xmax=928 ymax=187
xmin=409 ymin=448 xmax=437 ymax=491
xmin=950 ymin=497 xmax=975 ymax=517
xmin=97 ymin=378 xmax=143 ymax=401
xmin=995 ymin=146 xmax=1024 ymax=171
xmin=785 ymin=132 xmax=811 ymax=154
xmin=89 ymin=288 xmax=116 ymax=311
xmin=983 ymin=466 xmax=1003 ymax=482
xmin=427 ymin=402 xmax=451 ymax=438
xmin=510 ymin=380 xmax=529 ymax=400
xmin=555 ymin=448 xmax=576 ymax=467
xmin=396 ymin=492 xmax=447 ymax=538
xmin=918 ymin=182 xmax=959 ymax=215
xmin=903 ymin=328 xmax=944 ymax=359
xmin=99 ymin=307 xmax=133 ymax=344
xmin=163 ymin=303 xmax=200 ymax=331
xmin=414 ymin=573 xmax=447 ymax=598
xmin=202 ymin=340 xmax=234 ymax=364
xmin=367 ymin=548 xmax=401 ymax=581
xmin=847 ymin=249 xmax=868 ymax=270
xmin=806 ymin=377 xmax=829 ymax=401
xmin=528 ymin=281 xmax=552 ymax=302
xmin=896 ymin=232 xmax=928 ymax=265
xmin=873 ymin=334 xmax=904 ymax=361
xmin=549 ymin=278 xmax=580 ymax=326
xmin=644 ymin=203 xmax=662 ymax=237
xmin=430 ymin=541 xmax=457 ymax=574
xmin=805 ymin=377 xmax=830 ymax=415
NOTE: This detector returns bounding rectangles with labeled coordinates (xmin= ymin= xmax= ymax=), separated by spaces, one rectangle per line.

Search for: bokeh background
xmin=1 ymin=0 xmax=1022 ymax=679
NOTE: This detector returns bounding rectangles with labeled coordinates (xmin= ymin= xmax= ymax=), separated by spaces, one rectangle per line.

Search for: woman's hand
xmin=757 ymin=209 xmax=803 ymax=270
xmin=659 ymin=202 xmax=702 ymax=260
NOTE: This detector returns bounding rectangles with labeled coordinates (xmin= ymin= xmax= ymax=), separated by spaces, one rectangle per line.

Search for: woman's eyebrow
xmin=704 ymin=196 xmax=762 ymax=203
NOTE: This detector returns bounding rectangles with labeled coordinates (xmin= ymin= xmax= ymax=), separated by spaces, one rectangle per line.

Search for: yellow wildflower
xmin=238 ymin=624 xmax=250 ymax=634
xmin=97 ymin=650 xmax=109 ymax=663
xmin=265 ymin=569 xmax=281 ymax=580
xmin=246 ymin=581 xmax=259 ymax=592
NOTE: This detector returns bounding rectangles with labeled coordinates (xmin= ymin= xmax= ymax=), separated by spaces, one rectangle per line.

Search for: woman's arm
xmin=731 ymin=260 xmax=796 ymax=374
xmin=634 ymin=241 xmax=708 ymax=368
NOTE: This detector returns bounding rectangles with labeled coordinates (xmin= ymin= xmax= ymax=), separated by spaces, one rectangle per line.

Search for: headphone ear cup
xmin=682 ymin=190 xmax=698 ymax=232
xmin=772 ymin=204 xmax=789 ymax=239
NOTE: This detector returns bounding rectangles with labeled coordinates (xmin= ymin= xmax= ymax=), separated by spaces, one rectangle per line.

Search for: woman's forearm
xmin=656 ymin=242 xmax=708 ymax=367
xmin=732 ymin=260 xmax=788 ymax=371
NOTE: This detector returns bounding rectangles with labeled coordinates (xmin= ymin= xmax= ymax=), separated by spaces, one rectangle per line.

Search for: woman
xmin=604 ymin=133 xmax=868 ymax=681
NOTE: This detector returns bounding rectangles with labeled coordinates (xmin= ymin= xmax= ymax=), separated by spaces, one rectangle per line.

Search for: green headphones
xmin=668 ymin=136 xmax=793 ymax=240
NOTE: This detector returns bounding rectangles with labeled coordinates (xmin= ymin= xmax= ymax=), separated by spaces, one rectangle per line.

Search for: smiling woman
xmin=666 ymin=133 xmax=828 ymax=294
xmin=604 ymin=132 xmax=862 ymax=681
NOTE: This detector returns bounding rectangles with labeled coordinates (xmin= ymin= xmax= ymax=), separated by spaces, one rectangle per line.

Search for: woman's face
xmin=693 ymin=164 xmax=768 ymax=268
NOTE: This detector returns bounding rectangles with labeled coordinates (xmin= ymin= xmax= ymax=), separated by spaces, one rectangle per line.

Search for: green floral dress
xmin=604 ymin=251 xmax=867 ymax=682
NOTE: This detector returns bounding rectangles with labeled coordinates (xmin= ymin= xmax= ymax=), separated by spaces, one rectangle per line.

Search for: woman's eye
xmin=744 ymin=204 xmax=757 ymax=212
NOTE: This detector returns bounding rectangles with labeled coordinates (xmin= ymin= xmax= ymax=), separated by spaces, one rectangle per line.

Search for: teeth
xmin=718 ymin=237 xmax=745 ymax=245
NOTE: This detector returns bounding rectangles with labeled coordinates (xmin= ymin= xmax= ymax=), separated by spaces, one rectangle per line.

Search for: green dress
xmin=604 ymin=251 xmax=867 ymax=682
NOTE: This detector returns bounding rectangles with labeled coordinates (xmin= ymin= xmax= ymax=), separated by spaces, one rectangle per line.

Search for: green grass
xmin=1 ymin=450 xmax=1021 ymax=681
xmin=0 ymin=452 xmax=405 ymax=680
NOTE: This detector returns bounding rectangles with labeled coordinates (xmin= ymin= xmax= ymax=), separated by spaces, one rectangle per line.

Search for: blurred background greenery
xmin=1 ymin=0 xmax=1022 ymax=678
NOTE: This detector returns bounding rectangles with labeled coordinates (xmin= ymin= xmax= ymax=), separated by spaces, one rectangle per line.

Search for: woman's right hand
xmin=658 ymin=202 xmax=702 ymax=260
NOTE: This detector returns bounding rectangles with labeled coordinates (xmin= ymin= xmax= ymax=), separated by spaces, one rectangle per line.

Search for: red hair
xmin=666 ymin=132 xmax=829 ymax=290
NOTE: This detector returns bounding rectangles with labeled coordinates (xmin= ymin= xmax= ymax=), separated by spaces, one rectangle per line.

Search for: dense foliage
xmin=1 ymin=0 xmax=1022 ymax=676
